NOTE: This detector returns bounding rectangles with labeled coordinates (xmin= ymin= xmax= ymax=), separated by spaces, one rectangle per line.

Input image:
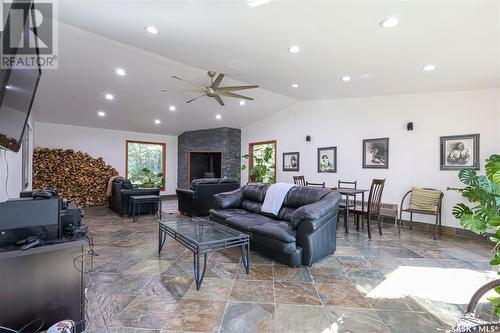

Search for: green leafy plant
xmin=448 ymin=154 xmax=500 ymax=315
xmin=240 ymin=145 xmax=276 ymax=184
xmin=128 ymin=167 xmax=164 ymax=189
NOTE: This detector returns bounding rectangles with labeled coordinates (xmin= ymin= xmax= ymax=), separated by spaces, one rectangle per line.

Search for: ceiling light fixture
xmin=215 ymin=114 xmax=222 ymax=120
xmin=115 ymin=68 xmax=126 ymax=76
xmin=288 ymin=45 xmax=300 ymax=54
xmin=239 ymin=100 xmax=246 ymax=106
xmin=341 ymin=76 xmax=351 ymax=82
xmin=154 ymin=119 xmax=161 ymax=125
xmin=169 ymin=105 xmax=176 ymax=111
xmin=97 ymin=111 xmax=106 ymax=117
xmin=380 ymin=17 xmax=400 ymax=28
xmin=105 ymin=93 xmax=114 ymax=100
xmin=291 ymin=83 xmax=299 ymax=88
xmin=422 ymin=64 xmax=436 ymax=71
xmin=248 ymin=0 xmax=271 ymax=7
xmin=145 ymin=26 xmax=158 ymax=34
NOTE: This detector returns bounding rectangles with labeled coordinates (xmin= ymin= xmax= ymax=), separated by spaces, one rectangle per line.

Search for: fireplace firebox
xmin=188 ymin=152 xmax=222 ymax=184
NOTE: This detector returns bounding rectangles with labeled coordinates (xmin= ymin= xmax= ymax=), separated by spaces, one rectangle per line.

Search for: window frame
xmin=125 ymin=140 xmax=166 ymax=191
xmin=248 ymin=140 xmax=277 ymax=182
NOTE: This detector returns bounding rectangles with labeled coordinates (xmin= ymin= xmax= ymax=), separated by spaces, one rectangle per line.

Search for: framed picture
xmin=440 ymin=134 xmax=480 ymax=170
xmin=317 ymin=146 xmax=337 ymax=173
xmin=363 ymin=138 xmax=389 ymax=169
xmin=283 ymin=152 xmax=300 ymax=171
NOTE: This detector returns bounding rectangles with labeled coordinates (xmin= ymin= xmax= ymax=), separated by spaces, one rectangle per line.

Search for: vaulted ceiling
xmin=32 ymin=0 xmax=500 ymax=135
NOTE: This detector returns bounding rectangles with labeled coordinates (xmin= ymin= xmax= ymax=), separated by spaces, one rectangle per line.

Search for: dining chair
xmin=351 ymin=179 xmax=385 ymax=239
xmin=399 ymin=187 xmax=443 ymax=240
xmin=293 ymin=176 xmax=306 ymax=186
xmin=306 ymin=181 xmax=326 ymax=188
xmin=338 ymin=180 xmax=358 ymax=226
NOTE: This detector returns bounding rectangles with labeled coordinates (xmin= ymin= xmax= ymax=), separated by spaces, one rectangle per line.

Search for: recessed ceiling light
xmin=248 ymin=0 xmax=271 ymax=7
xmin=239 ymin=100 xmax=246 ymax=106
xmin=169 ymin=105 xmax=176 ymax=111
xmin=288 ymin=45 xmax=300 ymax=53
xmin=422 ymin=64 xmax=436 ymax=71
xmin=291 ymin=83 xmax=299 ymax=88
xmin=154 ymin=119 xmax=161 ymax=125
xmin=97 ymin=111 xmax=106 ymax=117
xmin=380 ymin=17 xmax=400 ymax=28
xmin=341 ymin=76 xmax=351 ymax=82
xmin=5 ymin=85 xmax=11 ymax=90
xmin=215 ymin=114 xmax=222 ymax=120
xmin=115 ymin=68 xmax=126 ymax=76
xmin=105 ymin=93 xmax=114 ymax=100
xmin=145 ymin=26 xmax=158 ymax=34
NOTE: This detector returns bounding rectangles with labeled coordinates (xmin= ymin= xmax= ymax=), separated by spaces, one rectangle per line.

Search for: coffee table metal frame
xmin=158 ymin=218 xmax=250 ymax=290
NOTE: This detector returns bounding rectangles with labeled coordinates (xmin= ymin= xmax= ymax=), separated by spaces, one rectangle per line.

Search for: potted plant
xmin=448 ymin=154 xmax=500 ymax=316
xmin=240 ymin=145 xmax=276 ymax=183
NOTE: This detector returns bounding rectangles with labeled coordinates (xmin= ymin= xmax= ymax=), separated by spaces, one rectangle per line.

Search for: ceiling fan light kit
xmin=170 ymin=71 xmax=259 ymax=106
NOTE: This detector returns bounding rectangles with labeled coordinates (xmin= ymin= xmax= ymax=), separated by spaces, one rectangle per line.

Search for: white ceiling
xmin=33 ymin=0 xmax=500 ymax=135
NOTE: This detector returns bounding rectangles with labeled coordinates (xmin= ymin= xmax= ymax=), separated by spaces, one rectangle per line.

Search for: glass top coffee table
xmin=158 ymin=218 xmax=250 ymax=290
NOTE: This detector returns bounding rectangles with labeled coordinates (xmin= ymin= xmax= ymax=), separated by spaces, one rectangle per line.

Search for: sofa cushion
xmin=225 ymin=212 xmax=277 ymax=232
xmin=249 ymin=220 xmax=296 ymax=243
xmin=241 ymin=199 xmax=263 ymax=214
xmin=210 ymin=208 xmax=250 ymax=221
xmin=283 ymin=186 xmax=330 ymax=209
xmin=242 ymin=183 xmax=269 ymax=202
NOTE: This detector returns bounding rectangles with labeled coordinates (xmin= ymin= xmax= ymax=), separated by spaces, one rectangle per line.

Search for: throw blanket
xmin=106 ymin=175 xmax=123 ymax=196
xmin=261 ymin=182 xmax=296 ymax=216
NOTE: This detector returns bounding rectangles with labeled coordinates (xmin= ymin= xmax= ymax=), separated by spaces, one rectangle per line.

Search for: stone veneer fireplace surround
xmin=178 ymin=127 xmax=241 ymax=189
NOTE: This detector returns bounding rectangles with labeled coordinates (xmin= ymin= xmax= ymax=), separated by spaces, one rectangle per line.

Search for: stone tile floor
xmin=83 ymin=200 xmax=497 ymax=333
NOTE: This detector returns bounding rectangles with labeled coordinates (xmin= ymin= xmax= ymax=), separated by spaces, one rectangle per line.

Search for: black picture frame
xmin=363 ymin=138 xmax=389 ymax=169
xmin=283 ymin=152 xmax=300 ymax=171
xmin=440 ymin=134 xmax=480 ymax=170
xmin=317 ymin=146 xmax=337 ymax=173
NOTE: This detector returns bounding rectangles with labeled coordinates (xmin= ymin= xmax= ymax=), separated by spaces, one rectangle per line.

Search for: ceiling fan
xmin=169 ymin=71 xmax=258 ymax=106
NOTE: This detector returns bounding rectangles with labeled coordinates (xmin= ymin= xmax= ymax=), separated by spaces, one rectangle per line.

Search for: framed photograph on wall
xmin=283 ymin=152 xmax=300 ymax=171
xmin=363 ymin=138 xmax=389 ymax=169
xmin=317 ymin=146 xmax=337 ymax=173
xmin=440 ymin=134 xmax=480 ymax=170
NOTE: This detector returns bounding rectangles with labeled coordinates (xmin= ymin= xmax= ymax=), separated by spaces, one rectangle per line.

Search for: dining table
xmin=333 ymin=187 xmax=369 ymax=233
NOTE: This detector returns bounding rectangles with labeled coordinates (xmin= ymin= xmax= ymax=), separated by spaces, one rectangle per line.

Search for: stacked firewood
xmin=32 ymin=147 xmax=119 ymax=207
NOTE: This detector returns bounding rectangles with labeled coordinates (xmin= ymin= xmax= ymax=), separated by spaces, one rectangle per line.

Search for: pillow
xmin=409 ymin=188 xmax=442 ymax=212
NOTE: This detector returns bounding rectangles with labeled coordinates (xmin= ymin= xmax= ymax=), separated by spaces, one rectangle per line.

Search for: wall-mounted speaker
xmin=407 ymin=122 xmax=414 ymax=131
xmin=306 ymin=135 xmax=311 ymax=142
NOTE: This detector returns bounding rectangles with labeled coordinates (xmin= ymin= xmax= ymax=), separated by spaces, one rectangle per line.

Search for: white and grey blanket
xmin=261 ymin=182 xmax=296 ymax=215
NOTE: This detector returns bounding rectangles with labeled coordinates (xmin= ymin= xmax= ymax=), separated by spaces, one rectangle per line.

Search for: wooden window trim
xmin=125 ymin=140 xmax=166 ymax=191
xmin=248 ymin=140 xmax=277 ymax=182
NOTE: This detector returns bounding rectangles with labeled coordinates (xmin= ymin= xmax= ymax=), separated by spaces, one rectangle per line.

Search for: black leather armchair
xmin=176 ymin=178 xmax=240 ymax=216
xmin=210 ymin=184 xmax=341 ymax=267
xmin=108 ymin=178 xmax=160 ymax=216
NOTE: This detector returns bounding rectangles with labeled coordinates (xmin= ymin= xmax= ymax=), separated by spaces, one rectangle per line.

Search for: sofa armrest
xmin=290 ymin=192 xmax=341 ymax=229
xmin=176 ymin=188 xmax=195 ymax=199
xmin=214 ymin=188 xmax=244 ymax=209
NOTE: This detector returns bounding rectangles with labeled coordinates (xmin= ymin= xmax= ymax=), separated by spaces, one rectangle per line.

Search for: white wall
xmin=0 ymin=120 xmax=33 ymax=202
xmin=34 ymin=122 xmax=178 ymax=195
xmin=241 ymin=89 xmax=500 ymax=228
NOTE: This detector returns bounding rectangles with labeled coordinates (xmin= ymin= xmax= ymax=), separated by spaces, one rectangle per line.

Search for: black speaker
xmin=407 ymin=122 xmax=414 ymax=131
xmin=306 ymin=135 xmax=311 ymax=142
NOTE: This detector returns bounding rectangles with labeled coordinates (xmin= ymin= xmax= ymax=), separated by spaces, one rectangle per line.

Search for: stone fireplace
xmin=178 ymin=127 xmax=241 ymax=188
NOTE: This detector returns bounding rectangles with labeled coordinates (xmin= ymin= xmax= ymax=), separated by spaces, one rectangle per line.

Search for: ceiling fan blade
xmin=219 ymin=92 xmax=254 ymax=100
xmin=171 ymin=75 xmax=203 ymax=89
xmin=210 ymin=73 xmax=225 ymax=90
xmin=216 ymin=85 xmax=259 ymax=92
xmin=186 ymin=94 xmax=206 ymax=103
xmin=214 ymin=95 xmax=225 ymax=106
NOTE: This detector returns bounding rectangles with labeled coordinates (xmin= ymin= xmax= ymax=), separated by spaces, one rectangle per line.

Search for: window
xmin=248 ymin=140 xmax=277 ymax=183
xmin=126 ymin=140 xmax=166 ymax=190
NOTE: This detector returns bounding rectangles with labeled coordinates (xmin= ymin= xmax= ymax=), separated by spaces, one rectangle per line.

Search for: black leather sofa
xmin=210 ymin=183 xmax=341 ymax=267
xmin=176 ymin=178 xmax=240 ymax=216
xmin=108 ymin=178 xmax=160 ymax=216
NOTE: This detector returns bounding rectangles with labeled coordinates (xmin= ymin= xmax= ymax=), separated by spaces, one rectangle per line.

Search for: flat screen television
xmin=0 ymin=0 xmax=41 ymax=152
